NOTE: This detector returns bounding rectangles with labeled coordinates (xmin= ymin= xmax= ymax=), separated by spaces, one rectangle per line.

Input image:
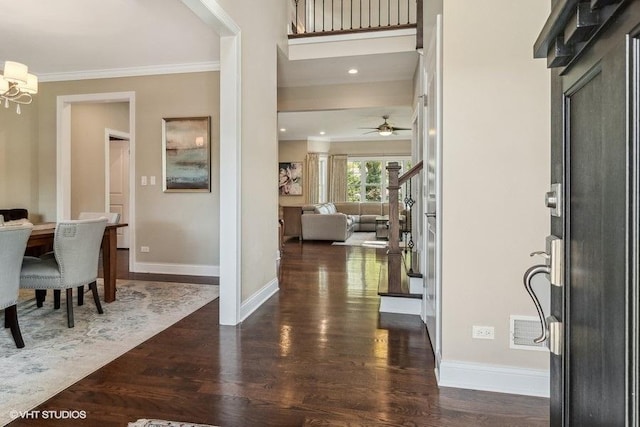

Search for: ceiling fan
xmin=361 ymin=115 xmax=411 ymax=136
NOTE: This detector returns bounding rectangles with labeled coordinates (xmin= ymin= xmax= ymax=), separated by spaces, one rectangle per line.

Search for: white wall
xmin=439 ymin=0 xmax=550 ymax=392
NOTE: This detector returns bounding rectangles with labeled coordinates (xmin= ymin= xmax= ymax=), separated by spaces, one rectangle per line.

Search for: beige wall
xmin=216 ymin=0 xmax=288 ymax=301
xmin=278 ymin=80 xmax=414 ymax=112
xmin=30 ymin=72 xmax=219 ymax=267
xmin=441 ymin=0 xmax=550 ymax=369
xmin=70 ymin=103 xmax=129 ymax=219
xmin=328 ymin=139 xmax=411 ymax=156
xmin=0 ymin=105 xmax=39 ymax=221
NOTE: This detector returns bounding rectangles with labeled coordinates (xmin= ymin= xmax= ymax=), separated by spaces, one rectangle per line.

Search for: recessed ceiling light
xmin=319 ymin=131 xmax=326 ymax=135
xmin=280 ymin=128 xmax=286 ymax=132
xmin=348 ymin=68 xmax=358 ymax=75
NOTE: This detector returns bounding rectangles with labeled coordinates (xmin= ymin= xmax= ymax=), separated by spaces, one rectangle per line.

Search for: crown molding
xmin=39 ymin=61 xmax=220 ymax=82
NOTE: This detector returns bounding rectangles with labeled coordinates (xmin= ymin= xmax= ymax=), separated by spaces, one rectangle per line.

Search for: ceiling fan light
xmin=378 ymin=130 xmax=393 ymax=136
xmin=3 ymin=61 xmax=28 ymax=84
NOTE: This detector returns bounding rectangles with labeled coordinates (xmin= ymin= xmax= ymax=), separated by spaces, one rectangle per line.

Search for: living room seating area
xmin=300 ymin=202 xmax=405 ymax=241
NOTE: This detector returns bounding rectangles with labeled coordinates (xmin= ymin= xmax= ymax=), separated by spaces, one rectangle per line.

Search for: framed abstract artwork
xmin=278 ymin=162 xmax=303 ymax=195
xmin=162 ymin=116 xmax=211 ymax=192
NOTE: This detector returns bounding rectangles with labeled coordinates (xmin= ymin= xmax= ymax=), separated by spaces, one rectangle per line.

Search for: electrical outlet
xmin=472 ymin=325 xmax=495 ymax=340
xmin=141 ymin=176 xmax=147 ymax=186
xmin=150 ymin=176 xmax=156 ymax=185
xmin=140 ymin=246 xmax=150 ymax=253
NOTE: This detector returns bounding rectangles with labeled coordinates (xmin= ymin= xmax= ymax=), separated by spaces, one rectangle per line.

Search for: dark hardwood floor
xmin=9 ymin=243 xmax=549 ymax=426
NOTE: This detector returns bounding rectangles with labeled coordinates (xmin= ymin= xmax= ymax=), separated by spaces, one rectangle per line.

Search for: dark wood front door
xmin=533 ymin=2 xmax=640 ymax=425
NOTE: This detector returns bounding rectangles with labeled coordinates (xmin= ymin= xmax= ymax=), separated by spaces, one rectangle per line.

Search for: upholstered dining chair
xmin=20 ymin=218 xmax=107 ymax=328
xmin=78 ymin=211 xmax=120 ymax=224
xmin=0 ymin=224 xmax=33 ymax=348
xmin=76 ymin=212 xmax=119 ymax=304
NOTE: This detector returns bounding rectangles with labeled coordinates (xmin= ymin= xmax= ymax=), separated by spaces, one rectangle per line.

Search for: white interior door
xmin=109 ymin=136 xmax=130 ymax=249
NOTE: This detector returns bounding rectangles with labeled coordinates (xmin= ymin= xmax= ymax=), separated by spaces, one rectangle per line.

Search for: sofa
xmin=300 ymin=202 xmax=404 ymax=241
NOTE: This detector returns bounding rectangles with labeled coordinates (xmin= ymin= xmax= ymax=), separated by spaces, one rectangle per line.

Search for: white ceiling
xmin=278 ymin=106 xmax=414 ymax=141
xmin=0 ymin=0 xmax=219 ymax=78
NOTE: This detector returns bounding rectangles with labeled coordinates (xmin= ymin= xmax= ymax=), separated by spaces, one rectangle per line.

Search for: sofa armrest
xmin=301 ymin=213 xmax=350 ymax=241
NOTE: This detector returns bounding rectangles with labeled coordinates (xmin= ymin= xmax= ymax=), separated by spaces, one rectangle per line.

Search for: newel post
xmin=387 ymin=162 xmax=402 ymax=294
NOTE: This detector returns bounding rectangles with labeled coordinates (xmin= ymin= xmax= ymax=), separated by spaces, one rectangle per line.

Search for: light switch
xmin=150 ymin=176 xmax=156 ymax=185
xmin=141 ymin=176 xmax=147 ymax=186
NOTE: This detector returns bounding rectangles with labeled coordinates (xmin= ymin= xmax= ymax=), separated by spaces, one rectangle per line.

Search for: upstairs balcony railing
xmin=290 ymin=0 xmax=420 ymax=38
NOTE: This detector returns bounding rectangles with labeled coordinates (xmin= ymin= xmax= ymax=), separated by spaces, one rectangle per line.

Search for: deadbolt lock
xmin=545 ymin=183 xmax=563 ymax=217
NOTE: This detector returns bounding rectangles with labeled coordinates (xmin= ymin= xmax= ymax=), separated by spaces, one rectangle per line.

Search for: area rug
xmin=128 ymin=419 xmax=218 ymax=427
xmin=0 ymin=280 xmax=219 ymax=426
xmin=332 ymin=232 xmax=388 ymax=248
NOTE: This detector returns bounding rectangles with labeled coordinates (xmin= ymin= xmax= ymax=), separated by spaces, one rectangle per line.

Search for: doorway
xmin=57 ymin=91 xmax=136 ymax=275
xmin=106 ymin=129 xmax=130 ymax=249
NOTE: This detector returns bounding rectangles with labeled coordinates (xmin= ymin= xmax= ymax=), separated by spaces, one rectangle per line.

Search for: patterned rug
xmin=0 ymin=280 xmax=219 ymax=426
xmin=332 ymin=232 xmax=389 ymax=248
xmin=128 ymin=420 xmax=218 ymax=427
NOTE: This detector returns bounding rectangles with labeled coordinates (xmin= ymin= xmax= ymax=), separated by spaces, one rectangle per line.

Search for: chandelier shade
xmin=0 ymin=61 xmax=38 ymax=114
xmin=23 ymin=74 xmax=39 ymax=94
xmin=3 ymin=61 xmax=28 ymax=84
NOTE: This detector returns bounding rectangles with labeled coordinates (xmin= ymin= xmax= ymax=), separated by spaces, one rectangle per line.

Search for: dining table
xmin=27 ymin=222 xmax=128 ymax=303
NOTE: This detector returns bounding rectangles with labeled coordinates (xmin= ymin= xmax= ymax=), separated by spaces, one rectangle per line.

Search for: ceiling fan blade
xmin=392 ymin=127 xmax=412 ymax=131
xmin=358 ymin=127 xmax=380 ymax=130
xmin=363 ymin=130 xmax=379 ymax=134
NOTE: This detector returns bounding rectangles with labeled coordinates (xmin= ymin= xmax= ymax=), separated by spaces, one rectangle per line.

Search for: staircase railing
xmin=386 ymin=160 xmax=422 ymax=294
xmin=289 ymin=0 xmax=420 ymax=39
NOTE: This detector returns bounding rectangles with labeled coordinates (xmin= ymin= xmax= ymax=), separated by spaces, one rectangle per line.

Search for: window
xmin=318 ymin=154 xmax=328 ymax=203
xmin=347 ymin=157 xmax=411 ymax=202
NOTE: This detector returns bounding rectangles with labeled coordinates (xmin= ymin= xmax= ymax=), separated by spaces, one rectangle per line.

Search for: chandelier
xmin=0 ymin=61 xmax=38 ymax=114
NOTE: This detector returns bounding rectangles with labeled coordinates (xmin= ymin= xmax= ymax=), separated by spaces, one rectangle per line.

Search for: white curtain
xmin=329 ymin=154 xmax=348 ymax=202
xmin=306 ymin=153 xmax=320 ymax=204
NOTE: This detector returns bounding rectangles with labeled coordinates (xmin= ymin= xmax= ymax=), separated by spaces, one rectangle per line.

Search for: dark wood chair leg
xmin=54 ymin=289 xmax=61 ymax=309
xmin=77 ymin=285 xmax=84 ymax=306
xmin=35 ymin=289 xmax=46 ymax=308
xmin=66 ymin=288 xmax=74 ymax=328
xmin=89 ymin=281 xmax=103 ymax=314
xmin=5 ymin=305 xmax=25 ymax=348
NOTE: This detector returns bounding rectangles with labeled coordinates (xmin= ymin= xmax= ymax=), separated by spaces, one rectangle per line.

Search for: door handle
xmin=530 ymin=250 xmax=549 ymax=260
xmin=523 ymin=264 xmax=551 ymax=343
xmin=530 ymin=236 xmax=564 ymax=288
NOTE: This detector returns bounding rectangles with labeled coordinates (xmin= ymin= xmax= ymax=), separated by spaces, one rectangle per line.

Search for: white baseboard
xmin=379 ymin=296 xmax=421 ymax=315
xmin=438 ymin=360 xmax=549 ymax=397
xmin=240 ymin=278 xmax=279 ymax=322
xmin=132 ymin=262 xmax=219 ymax=277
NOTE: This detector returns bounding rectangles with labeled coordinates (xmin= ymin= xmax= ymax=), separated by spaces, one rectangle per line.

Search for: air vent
xmin=510 ymin=315 xmax=548 ymax=352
